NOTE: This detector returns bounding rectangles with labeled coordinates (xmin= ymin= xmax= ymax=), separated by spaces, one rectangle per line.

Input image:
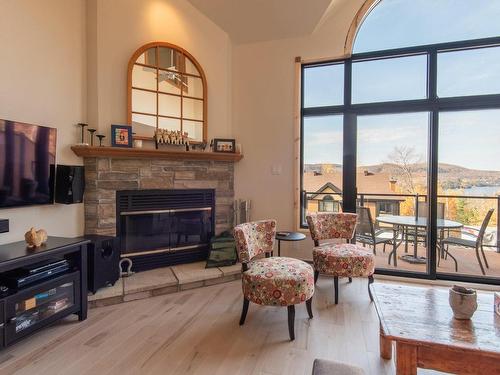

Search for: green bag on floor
xmin=205 ymin=231 xmax=237 ymax=268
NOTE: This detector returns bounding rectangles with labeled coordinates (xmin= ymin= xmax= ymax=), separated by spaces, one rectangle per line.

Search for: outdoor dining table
xmin=375 ymin=215 xmax=463 ymax=267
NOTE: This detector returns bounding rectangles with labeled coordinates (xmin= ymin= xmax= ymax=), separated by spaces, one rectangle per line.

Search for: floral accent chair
xmin=306 ymin=213 xmax=375 ymax=304
xmin=234 ymin=220 xmax=314 ymax=341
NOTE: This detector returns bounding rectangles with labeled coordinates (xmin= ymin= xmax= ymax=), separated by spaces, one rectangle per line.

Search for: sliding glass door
xmin=357 ymin=113 xmax=430 ymax=275
xmin=437 ymin=110 xmax=500 ymax=279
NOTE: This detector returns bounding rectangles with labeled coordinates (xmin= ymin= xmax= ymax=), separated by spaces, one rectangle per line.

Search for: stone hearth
xmin=83 ymin=157 xmax=234 ymax=236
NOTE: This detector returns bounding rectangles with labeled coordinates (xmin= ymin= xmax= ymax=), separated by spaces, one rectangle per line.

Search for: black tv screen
xmin=0 ymin=119 xmax=57 ymax=208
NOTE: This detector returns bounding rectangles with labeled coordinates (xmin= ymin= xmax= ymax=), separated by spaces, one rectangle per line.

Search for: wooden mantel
xmin=71 ymin=145 xmax=243 ymax=162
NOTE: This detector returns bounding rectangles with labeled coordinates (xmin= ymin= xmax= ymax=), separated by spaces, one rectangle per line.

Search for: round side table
xmin=275 ymin=231 xmax=306 ymax=256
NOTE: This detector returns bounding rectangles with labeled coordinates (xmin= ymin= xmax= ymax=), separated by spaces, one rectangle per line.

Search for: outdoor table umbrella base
xmin=400 ymin=254 xmax=427 ymax=264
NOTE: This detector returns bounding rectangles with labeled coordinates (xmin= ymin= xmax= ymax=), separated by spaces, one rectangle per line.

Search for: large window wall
xmin=301 ymin=3 xmax=500 ymax=284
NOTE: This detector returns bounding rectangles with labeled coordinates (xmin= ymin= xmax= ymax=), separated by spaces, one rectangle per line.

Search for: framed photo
xmin=213 ymin=138 xmax=236 ymax=153
xmin=111 ymin=125 xmax=133 ymax=148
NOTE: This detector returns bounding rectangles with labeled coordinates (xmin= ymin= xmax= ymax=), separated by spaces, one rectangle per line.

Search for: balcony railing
xmin=302 ymin=190 xmax=500 ymax=252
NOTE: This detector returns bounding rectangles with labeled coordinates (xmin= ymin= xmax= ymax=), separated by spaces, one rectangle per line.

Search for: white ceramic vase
xmin=449 ymin=285 xmax=477 ymax=320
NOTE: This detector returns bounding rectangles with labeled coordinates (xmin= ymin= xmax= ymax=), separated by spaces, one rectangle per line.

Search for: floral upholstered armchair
xmin=234 ymin=220 xmax=315 ymax=341
xmin=306 ymin=213 xmax=375 ymax=304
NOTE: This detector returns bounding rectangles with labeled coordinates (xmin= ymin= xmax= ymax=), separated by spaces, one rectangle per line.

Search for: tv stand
xmin=0 ymin=237 xmax=88 ymax=348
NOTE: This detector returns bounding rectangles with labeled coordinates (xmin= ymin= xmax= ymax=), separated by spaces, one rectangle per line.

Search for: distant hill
xmin=304 ymin=163 xmax=500 ymax=190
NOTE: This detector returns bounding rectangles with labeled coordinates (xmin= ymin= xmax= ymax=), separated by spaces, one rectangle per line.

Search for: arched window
xmin=301 ymin=0 xmax=500 ymax=282
xmin=318 ymin=195 xmax=339 ymax=213
xmin=127 ymin=42 xmax=207 ymax=143
xmin=353 ymin=0 xmax=500 ymax=53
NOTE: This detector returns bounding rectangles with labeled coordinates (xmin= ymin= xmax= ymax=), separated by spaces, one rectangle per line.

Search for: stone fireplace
xmin=82 ymin=156 xmax=235 ymax=270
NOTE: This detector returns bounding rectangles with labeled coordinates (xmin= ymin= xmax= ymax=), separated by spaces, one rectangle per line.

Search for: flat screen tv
xmin=0 ymin=119 xmax=57 ymax=208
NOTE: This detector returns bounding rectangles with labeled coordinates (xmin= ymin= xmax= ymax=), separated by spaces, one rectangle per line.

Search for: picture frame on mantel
xmin=213 ymin=138 xmax=236 ymax=153
xmin=111 ymin=124 xmax=133 ymax=148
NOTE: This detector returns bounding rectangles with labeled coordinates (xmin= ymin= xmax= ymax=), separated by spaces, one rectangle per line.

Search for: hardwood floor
xmin=0 ymin=278 xmax=444 ymax=375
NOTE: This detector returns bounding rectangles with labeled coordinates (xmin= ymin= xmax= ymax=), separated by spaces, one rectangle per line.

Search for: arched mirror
xmin=127 ymin=42 xmax=207 ymax=143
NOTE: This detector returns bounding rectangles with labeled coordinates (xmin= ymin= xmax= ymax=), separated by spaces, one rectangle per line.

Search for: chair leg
xmin=239 ymin=298 xmax=249 ymax=326
xmin=306 ymin=297 xmax=313 ymax=319
xmin=348 ymin=277 xmax=352 ymax=283
xmin=481 ymin=245 xmax=489 ymax=269
xmin=373 ymin=243 xmax=377 ymax=256
xmin=383 ymin=242 xmax=386 ymax=253
xmin=287 ymin=305 xmax=295 ymax=341
xmin=475 ymin=247 xmax=486 ymax=276
xmin=314 ymin=270 xmax=319 ymax=284
xmin=368 ymin=275 xmax=374 ymax=302
xmin=333 ymin=276 xmax=339 ymax=305
xmin=443 ymin=247 xmax=459 ymax=272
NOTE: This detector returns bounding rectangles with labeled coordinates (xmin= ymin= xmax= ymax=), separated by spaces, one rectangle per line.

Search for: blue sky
xmin=303 ymin=0 xmax=500 ymax=171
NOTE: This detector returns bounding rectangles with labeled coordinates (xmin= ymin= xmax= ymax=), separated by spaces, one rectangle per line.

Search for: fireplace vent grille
xmin=117 ymin=189 xmax=215 ymax=212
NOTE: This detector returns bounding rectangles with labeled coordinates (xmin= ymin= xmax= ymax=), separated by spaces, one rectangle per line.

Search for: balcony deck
xmin=290 ymin=240 xmax=500 ymax=279
xmin=372 ymin=242 xmax=500 ymax=278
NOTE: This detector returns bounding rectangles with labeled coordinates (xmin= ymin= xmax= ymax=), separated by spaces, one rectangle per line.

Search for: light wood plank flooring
xmin=0 ymin=278 xmax=443 ymax=374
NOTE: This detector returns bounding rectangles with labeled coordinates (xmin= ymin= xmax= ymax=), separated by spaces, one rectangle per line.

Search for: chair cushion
xmin=242 ymin=257 xmax=314 ymax=306
xmin=313 ymin=243 xmax=375 ymax=278
xmin=312 ymin=359 xmax=365 ymax=375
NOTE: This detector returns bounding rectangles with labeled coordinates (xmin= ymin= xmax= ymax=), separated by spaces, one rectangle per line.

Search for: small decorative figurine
xmin=154 ymin=129 xmax=190 ymax=149
xmin=24 ymin=228 xmax=48 ymax=248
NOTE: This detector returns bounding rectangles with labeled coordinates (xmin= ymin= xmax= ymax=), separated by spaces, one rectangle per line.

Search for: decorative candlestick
xmin=96 ymin=134 xmax=105 ymax=147
xmin=77 ymin=123 xmax=88 ymax=145
xmin=87 ymin=128 xmax=97 ymax=146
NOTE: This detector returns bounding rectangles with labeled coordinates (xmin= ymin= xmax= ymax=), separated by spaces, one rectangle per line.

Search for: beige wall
xmin=88 ymin=0 xmax=232 ymax=141
xmin=0 ymin=0 xmax=87 ymax=244
xmin=232 ymin=0 xmax=364 ymax=256
xmin=0 ymin=0 xmax=232 ymax=244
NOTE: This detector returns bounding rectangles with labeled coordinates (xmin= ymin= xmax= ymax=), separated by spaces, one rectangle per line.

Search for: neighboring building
xmin=303 ymin=170 xmax=405 ymax=218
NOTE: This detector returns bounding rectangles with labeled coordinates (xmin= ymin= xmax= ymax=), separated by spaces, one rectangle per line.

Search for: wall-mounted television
xmin=0 ymin=119 xmax=57 ymax=208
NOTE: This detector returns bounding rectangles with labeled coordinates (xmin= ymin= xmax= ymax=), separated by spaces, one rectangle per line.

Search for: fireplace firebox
xmin=116 ymin=189 xmax=215 ymax=272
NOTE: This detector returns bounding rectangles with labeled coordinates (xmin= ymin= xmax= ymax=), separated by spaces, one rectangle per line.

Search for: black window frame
xmin=300 ymin=36 xmax=500 ymax=285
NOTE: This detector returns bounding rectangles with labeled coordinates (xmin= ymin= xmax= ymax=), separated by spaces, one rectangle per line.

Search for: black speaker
xmin=0 ymin=219 xmax=8 ymax=234
xmin=86 ymin=235 xmax=120 ymax=294
xmin=55 ymin=165 xmax=85 ymax=204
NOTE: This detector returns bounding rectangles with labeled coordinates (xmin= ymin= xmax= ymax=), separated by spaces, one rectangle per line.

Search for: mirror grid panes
xmin=129 ymin=44 xmax=206 ymax=142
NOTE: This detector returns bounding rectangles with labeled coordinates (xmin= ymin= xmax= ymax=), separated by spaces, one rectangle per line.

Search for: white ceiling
xmin=187 ymin=0 xmax=334 ymax=44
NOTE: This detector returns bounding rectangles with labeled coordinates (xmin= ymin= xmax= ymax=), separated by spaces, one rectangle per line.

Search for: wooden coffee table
xmin=371 ymin=283 xmax=500 ymax=375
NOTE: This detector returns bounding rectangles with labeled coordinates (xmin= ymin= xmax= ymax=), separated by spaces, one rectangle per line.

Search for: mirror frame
xmin=127 ymin=41 xmax=208 ymax=143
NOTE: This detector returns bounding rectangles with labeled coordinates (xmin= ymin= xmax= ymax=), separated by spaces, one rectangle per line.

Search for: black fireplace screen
xmin=121 ymin=208 xmax=212 ymax=254
xmin=117 ymin=189 xmax=215 ymax=258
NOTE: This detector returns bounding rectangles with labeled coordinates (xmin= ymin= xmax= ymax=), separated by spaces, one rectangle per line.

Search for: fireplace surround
xmin=82 ymin=156 xmax=235 ymax=271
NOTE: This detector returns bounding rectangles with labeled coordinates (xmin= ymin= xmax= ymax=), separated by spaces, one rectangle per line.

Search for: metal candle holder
xmin=77 ymin=123 xmax=88 ymax=145
xmin=87 ymin=128 xmax=97 ymax=146
xmin=96 ymin=134 xmax=105 ymax=147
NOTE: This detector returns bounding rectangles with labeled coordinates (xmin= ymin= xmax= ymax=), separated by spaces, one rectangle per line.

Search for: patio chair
xmin=306 ymin=212 xmax=375 ymax=304
xmin=440 ymin=208 xmax=494 ymax=275
xmin=234 ymin=220 xmax=314 ymax=341
xmin=355 ymin=206 xmax=393 ymax=255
